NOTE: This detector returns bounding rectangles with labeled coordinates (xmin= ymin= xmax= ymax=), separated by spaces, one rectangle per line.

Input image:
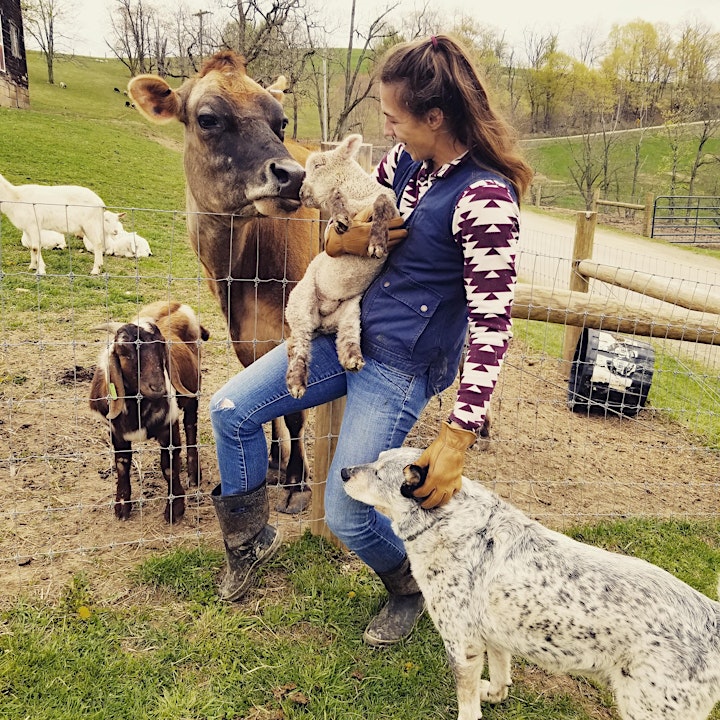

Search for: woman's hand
xmin=325 ymin=205 xmax=407 ymax=258
xmin=411 ymin=421 xmax=477 ymax=508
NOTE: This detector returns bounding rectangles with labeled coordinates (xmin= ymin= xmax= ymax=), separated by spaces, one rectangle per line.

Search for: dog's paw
xmin=479 ymin=680 xmax=510 ymax=704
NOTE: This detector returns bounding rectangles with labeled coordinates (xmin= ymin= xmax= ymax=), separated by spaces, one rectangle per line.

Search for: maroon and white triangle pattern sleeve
xmin=449 ymin=179 xmax=520 ymax=431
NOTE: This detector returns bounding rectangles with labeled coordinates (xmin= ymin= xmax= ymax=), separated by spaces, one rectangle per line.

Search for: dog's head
xmin=340 ymin=447 xmax=427 ymax=520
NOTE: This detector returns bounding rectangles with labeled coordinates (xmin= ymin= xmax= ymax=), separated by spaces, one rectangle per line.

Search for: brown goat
xmin=89 ymin=301 xmax=209 ymax=523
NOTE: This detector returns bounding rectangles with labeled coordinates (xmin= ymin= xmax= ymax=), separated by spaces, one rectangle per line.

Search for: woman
xmin=209 ymin=34 xmax=533 ymax=646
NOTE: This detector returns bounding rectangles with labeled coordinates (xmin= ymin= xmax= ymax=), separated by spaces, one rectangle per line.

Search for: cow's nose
xmin=270 ymin=159 xmax=305 ymax=197
xmin=340 ymin=467 xmax=352 ymax=482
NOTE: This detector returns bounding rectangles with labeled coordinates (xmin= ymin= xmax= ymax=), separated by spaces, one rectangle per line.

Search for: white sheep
xmin=83 ymin=220 xmax=152 ymax=257
xmin=285 ymin=133 xmax=399 ymax=398
xmin=0 ymin=172 xmax=123 ymax=275
xmin=21 ymin=229 xmax=67 ymax=250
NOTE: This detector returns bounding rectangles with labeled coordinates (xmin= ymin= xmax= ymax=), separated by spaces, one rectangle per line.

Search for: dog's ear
xmin=401 ymin=464 xmax=428 ymax=498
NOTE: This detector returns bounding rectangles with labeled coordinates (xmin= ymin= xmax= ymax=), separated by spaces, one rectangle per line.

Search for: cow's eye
xmin=198 ymin=113 xmax=220 ymax=130
xmin=281 ymin=117 xmax=288 ymax=130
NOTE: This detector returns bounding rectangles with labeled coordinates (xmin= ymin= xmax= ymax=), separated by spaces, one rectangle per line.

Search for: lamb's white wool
xmin=0 ymin=172 xmax=121 ymax=275
xmin=89 ymin=220 xmax=152 ymax=257
xmin=21 ymin=229 xmax=67 ymax=250
xmin=285 ymin=133 xmax=399 ymax=398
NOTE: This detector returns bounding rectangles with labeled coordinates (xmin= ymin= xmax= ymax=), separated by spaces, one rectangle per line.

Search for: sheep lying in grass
xmin=0 ymin=172 xmax=123 ymax=275
xmin=81 ymin=220 xmax=152 ymax=258
xmin=89 ymin=301 xmax=209 ymax=523
xmin=285 ymin=133 xmax=399 ymax=398
xmin=21 ymin=229 xmax=67 ymax=250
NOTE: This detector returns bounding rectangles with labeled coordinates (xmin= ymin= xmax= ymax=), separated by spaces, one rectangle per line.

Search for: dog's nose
xmin=340 ymin=467 xmax=352 ymax=482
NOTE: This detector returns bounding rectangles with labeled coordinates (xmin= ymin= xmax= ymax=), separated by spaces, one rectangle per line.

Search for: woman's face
xmin=379 ymin=82 xmax=437 ymax=162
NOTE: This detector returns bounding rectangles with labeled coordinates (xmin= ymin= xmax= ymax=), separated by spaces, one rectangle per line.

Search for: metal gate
xmin=651 ymin=195 xmax=720 ymax=243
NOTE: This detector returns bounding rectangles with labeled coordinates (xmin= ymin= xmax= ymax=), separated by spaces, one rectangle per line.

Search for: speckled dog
xmin=341 ymin=447 xmax=720 ymax=720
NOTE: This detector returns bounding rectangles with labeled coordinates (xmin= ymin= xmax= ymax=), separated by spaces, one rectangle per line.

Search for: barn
xmin=0 ymin=0 xmax=28 ymax=109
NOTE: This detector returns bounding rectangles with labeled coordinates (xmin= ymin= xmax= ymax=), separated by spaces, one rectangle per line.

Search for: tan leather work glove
xmin=412 ymin=421 xmax=477 ymax=509
xmin=325 ymin=205 xmax=407 ymax=258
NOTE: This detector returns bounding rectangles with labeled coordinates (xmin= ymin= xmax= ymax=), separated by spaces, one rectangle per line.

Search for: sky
xmin=54 ymin=0 xmax=718 ymax=60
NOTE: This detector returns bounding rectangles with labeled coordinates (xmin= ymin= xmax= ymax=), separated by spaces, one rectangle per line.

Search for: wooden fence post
xmin=561 ymin=211 xmax=597 ymax=376
xmin=308 ymin=141 xmax=373 ymax=546
xmin=643 ymin=192 xmax=654 ymax=237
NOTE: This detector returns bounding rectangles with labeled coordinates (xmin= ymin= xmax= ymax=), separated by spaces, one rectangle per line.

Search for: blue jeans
xmin=209 ymin=334 xmax=430 ymax=573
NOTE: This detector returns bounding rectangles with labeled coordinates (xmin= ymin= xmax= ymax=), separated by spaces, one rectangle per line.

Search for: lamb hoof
xmin=367 ymin=244 xmax=387 ymax=259
xmin=340 ymin=346 xmax=365 ymax=372
xmin=90 ymin=268 xmax=102 ymax=275
xmin=334 ymin=214 xmax=350 ymax=233
xmin=275 ymin=488 xmax=312 ymax=515
xmin=287 ymin=383 xmax=307 ymax=399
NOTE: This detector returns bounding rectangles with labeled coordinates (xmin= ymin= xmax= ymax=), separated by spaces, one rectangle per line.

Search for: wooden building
xmin=0 ymin=0 xmax=28 ymax=108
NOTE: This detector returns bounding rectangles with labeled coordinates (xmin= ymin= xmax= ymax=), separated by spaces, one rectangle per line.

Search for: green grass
xmin=1 ymin=529 xmax=718 ymax=720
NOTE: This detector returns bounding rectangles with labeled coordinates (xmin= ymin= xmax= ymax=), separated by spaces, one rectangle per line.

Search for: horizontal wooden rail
xmin=513 ymin=283 xmax=720 ymax=345
xmin=577 ymin=261 xmax=720 ymax=316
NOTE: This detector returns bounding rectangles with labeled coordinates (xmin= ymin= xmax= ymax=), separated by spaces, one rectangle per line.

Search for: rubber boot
xmin=211 ymin=483 xmax=283 ymax=602
xmin=363 ymin=557 xmax=425 ymax=647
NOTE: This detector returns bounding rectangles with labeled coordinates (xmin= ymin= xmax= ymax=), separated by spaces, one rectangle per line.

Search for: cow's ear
xmin=267 ymin=75 xmax=287 ymax=104
xmin=400 ymin=464 xmax=427 ymax=498
xmin=128 ymin=76 xmax=181 ymax=124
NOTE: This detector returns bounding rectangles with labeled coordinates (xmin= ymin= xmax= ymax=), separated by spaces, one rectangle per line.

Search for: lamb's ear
xmin=339 ymin=133 xmax=364 ymax=160
xmin=400 ymin=464 xmax=428 ymax=498
xmin=107 ymin=352 xmax=126 ymax=420
xmin=267 ymin=75 xmax=287 ymax=103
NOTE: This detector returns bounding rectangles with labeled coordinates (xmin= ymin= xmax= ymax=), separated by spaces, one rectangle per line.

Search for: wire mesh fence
xmin=1 ymin=207 xmax=719 ymax=602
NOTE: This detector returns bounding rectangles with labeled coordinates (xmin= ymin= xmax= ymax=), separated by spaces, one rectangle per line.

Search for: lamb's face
xmin=299 ymin=133 xmax=364 ymax=209
xmin=103 ymin=211 xmax=124 ymax=239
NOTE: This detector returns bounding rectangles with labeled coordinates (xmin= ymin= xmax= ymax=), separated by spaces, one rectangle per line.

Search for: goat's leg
xmin=26 ymin=228 xmax=47 ymax=275
xmin=160 ymin=421 xmax=186 ymax=523
xmin=367 ymin=196 xmax=396 ymax=258
xmin=182 ymin=398 xmax=201 ymax=487
xmin=88 ymin=233 xmax=104 ymax=275
xmin=112 ymin=436 xmax=133 ymax=520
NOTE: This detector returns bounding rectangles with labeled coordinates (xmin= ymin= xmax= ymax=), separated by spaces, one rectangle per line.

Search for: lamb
xmin=89 ymin=301 xmax=209 ymax=523
xmin=83 ymin=220 xmax=152 ymax=257
xmin=285 ymin=133 xmax=399 ymax=398
xmin=21 ymin=229 xmax=66 ymax=250
xmin=0 ymin=172 xmax=123 ymax=275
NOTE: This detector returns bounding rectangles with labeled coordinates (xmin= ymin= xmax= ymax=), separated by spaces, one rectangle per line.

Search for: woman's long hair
xmin=377 ymin=34 xmax=533 ymax=202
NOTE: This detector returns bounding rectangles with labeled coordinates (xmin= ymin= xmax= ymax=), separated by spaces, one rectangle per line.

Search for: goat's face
xmin=113 ymin=322 xmax=169 ymax=400
xmin=104 ymin=211 xmax=125 ymax=240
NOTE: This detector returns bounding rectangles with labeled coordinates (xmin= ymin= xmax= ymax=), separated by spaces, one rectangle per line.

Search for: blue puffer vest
xmin=360 ymin=150 xmax=516 ymax=396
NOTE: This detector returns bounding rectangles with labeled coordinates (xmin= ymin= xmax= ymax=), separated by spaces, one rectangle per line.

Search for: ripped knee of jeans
xmin=211 ymin=396 xmax=236 ymax=411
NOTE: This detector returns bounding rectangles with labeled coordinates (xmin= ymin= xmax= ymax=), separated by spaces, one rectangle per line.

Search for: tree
xmin=331 ymin=0 xmax=398 ymax=140
xmin=21 ymin=0 xmax=72 ymax=84
xmin=108 ymin=0 xmax=156 ymax=76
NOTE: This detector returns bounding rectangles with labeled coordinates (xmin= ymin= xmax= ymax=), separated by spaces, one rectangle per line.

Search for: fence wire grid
xmin=1 ymin=207 xmax=720 ymax=601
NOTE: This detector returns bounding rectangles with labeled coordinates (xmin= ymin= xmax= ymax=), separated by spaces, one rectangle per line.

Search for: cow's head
xmin=128 ymin=51 xmax=305 ymax=218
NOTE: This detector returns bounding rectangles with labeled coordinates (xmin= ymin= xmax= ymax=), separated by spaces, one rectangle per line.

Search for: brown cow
xmin=128 ymin=51 xmax=318 ymax=514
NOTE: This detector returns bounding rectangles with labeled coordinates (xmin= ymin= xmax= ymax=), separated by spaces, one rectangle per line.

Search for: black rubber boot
xmin=211 ymin=483 xmax=283 ymax=602
xmin=363 ymin=557 xmax=425 ymax=647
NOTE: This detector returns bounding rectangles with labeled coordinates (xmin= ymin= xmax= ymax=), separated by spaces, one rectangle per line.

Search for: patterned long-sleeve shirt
xmin=374 ymin=143 xmax=520 ymax=431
